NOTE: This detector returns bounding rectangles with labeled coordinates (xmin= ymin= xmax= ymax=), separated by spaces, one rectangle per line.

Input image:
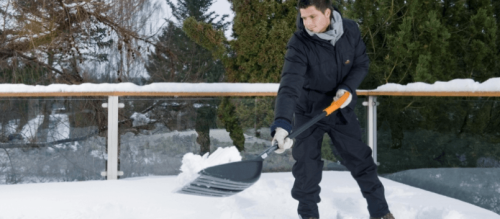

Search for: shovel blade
xmin=178 ymin=160 xmax=264 ymax=197
xmin=177 ymin=99 xmax=342 ymax=197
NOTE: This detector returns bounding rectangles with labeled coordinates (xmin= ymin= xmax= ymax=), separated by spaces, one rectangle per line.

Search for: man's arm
xmin=271 ymin=39 xmax=308 ymax=136
xmin=337 ymin=22 xmax=370 ymax=93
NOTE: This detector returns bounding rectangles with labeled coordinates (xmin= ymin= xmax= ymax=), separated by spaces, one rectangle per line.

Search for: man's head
xmin=298 ymin=0 xmax=332 ymax=33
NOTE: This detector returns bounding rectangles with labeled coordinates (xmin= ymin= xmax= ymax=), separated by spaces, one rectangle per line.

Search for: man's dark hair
xmin=297 ymin=0 xmax=332 ymax=14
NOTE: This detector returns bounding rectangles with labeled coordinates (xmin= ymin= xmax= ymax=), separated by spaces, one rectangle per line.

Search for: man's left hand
xmin=334 ymin=89 xmax=352 ymax=108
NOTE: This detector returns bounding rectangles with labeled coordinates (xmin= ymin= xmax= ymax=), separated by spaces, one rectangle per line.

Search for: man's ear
xmin=324 ymin=8 xmax=331 ymax=18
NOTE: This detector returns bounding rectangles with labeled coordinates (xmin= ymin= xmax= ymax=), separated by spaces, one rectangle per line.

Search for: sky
xmin=0 ymin=146 xmax=498 ymax=219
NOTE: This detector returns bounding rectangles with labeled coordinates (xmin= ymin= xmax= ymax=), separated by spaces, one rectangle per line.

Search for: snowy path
xmin=0 ymin=171 xmax=498 ymax=219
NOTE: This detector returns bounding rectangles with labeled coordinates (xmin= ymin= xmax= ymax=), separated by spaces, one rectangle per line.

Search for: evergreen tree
xmin=349 ymin=0 xmax=499 ymax=173
xmin=350 ymin=0 xmax=498 ymax=87
xmin=183 ymin=0 xmax=499 ymax=169
xmin=182 ymin=0 xmax=296 ymax=83
xmin=182 ymin=0 xmax=297 ymax=149
xmin=146 ymin=0 xmax=228 ymax=83
xmin=146 ymin=0 xmax=229 ymax=155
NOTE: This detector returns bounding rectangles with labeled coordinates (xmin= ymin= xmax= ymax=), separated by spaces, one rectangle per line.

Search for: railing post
xmin=106 ymin=96 xmax=119 ymax=180
xmin=363 ymin=96 xmax=378 ymax=165
xmin=101 ymin=96 xmax=124 ymax=180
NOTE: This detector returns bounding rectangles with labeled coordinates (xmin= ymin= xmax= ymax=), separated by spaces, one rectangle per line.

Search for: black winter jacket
xmin=274 ymin=10 xmax=369 ymax=126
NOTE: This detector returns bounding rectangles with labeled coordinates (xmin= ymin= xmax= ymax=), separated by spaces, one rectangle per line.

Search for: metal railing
xmin=0 ymin=84 xmax=498 ymax=180
xmin=357 ymin=90 xmax=500 ymax=167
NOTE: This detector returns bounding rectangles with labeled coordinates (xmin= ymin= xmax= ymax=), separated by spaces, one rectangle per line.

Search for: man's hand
xmin=272 ymin=127 xmax=293 ymax=154
xmin=334 ymin=89 xmax=352 ymax=108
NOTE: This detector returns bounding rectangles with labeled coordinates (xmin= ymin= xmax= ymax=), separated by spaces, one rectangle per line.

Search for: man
xmin=270 ymin=1 xmax=394 ymax=219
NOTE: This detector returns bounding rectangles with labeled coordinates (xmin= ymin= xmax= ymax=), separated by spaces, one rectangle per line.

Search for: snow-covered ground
xmin=0 ymin=171 xmax=498 ymax=219
xmin=0 ymin=145 xmax=499 ymax=219
xmin=385 ymin=168 xmax=500 ymax=216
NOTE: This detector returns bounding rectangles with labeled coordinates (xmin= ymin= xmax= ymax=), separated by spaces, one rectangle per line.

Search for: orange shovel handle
xmin=323 ymin=91 xmax=350 ymax=116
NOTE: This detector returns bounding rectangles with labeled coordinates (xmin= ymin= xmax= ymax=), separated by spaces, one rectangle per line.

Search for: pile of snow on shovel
xmin=175 ymin=146 xmax=242 ymax=190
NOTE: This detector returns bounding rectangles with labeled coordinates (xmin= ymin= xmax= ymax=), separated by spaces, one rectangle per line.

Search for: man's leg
xmin=328 ymin=110 xmax=390 ymax=218
xmin=291 ymin=114 xmax=326 ymax=218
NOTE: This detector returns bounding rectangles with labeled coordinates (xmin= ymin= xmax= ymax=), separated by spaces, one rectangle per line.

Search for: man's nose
xmin=304 ymin=20 xmax=313 ymax=29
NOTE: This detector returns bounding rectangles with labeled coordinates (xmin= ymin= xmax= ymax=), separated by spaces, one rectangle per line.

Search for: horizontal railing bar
xmin=0 ymin=91 xmax=499 ymax=97
xmin=0 ymin=91 xmax=498 ymax=97
xmin=0 ymin=82 xmax=497 ymax=97
xmin=0 ymin=92 xmax=279 ymax=97
xmin=356 ymin=91 xmax=500 ymax=97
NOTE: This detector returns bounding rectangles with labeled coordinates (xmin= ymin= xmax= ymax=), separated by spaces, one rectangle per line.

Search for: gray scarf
xmin=305 ymin=10 xmax=344 ymax=47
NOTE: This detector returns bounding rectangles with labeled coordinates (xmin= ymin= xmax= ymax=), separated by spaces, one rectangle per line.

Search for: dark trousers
xmin=291 ymin=110 xmax=389 ymax=218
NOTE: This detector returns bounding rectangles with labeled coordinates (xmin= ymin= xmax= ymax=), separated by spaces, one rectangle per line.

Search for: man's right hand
xmin=272 ymin=127 xmax=294 ymax=154
xmin=334 ymin=89 xmax=352 ymax=108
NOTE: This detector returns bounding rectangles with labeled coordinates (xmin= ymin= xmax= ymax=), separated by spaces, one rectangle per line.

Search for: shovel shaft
xmin=258 ymin=145 xmax=278 ymax=160
xmin=289 ymin=111 xmax=327 ymax=139
xmin=258 ymin=111 xmax=328 ymax=160
xmin=258 ymin=92 xmax=351 ymax=160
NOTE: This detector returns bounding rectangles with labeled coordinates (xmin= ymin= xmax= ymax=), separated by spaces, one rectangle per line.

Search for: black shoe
xmin=370 ymin=212 xmax=395 ymax=219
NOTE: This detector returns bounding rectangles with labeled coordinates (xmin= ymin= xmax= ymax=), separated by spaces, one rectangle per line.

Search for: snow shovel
xmin=178 ymin=92 xmax=351 ymax=197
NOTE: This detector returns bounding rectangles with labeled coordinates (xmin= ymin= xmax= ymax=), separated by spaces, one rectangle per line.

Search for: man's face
xmin=300 ymin=6 xmax=331 ymax=33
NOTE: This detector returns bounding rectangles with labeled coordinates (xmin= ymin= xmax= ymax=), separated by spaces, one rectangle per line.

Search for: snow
xmin=0 ymin=170 xmax=498 ymax=219
xmin=20 ymin=115 xmax=44 ymax=142
xmin=47 ymin=114 xmax=70 ymax=144
xmin=8 ymin=112 xmax=70 ymax=145
xmin=130 ymin=112 xmax=151 ymax=127
xmin=0 ymin=83 xmax=280 ymax=94
xmin=3 ymin=120 xmax=19 ymax=135
xmin=175 ymin=146 xmax=241 ymax=191
xmin=376 ymin=78 xmax=500 ymax=92
xmin=0 ymin=78 xmax=498 ymax=95
xmin=0 ymin=146 xmax=499 ymax=218
xmin=385 ymin=168 xmax=500 ymax=216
